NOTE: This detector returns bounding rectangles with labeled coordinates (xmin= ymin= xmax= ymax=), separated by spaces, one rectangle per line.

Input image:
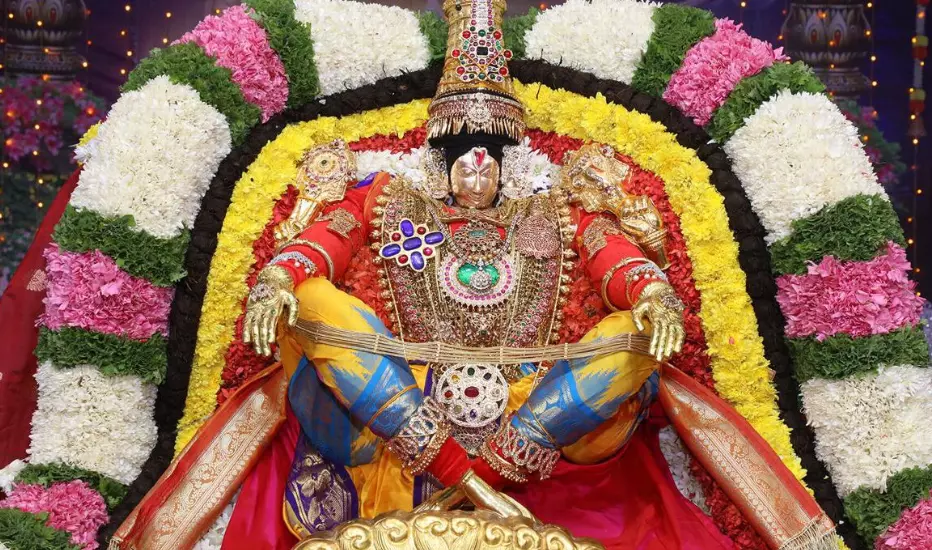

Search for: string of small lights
xmin=909 ymin=0 xmax=927 ymax=294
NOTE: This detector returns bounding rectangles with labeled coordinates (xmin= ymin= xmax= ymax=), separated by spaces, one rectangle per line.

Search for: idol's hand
xmin=243 ymin=264 xmax=299 ymax=356
xmin=459 ymin=470 xmax=538 ymax=523
xmin=617 ymin=195 xmax=662 ymax=238
xmin=631 ymin=281 xmax=686 ymax=362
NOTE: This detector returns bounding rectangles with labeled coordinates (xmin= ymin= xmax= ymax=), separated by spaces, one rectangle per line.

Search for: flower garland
xmin=515 ymin=81 xmax=803 ymax=480
xmin=0 ymin=508 xmax=78 ymax=550
xmin=40 ymin=246 xmax=173 ymax=341
xmin=0 ymin=481 xmax=108 ymax=549
xmin=524 ymin=0 xmax=657 ymax=84
xmin=244 ymin=0 xmax=319 ymax=108
xmin=875 ymin=490 xmax=932 ymax=550
xmin=70 ymin=76 xmax=232 ymax=239
xmin=12 ymin=463 xmax=127 ymax=511
xmin=123 ymin=43 xmax=258 ymax=147
xmin=788 ymin=325 xmax=929 ymax=384
xmin=630 ymin=4 xmax=715 ymax=98
xmin=776 ymin=243 xmax=924 ymax=340
xmin=293 ymin=0 xmax=431 ymax=96
xmin=28 ymin=364 xmax=157 ymax=485
xmin=707 ymin=61 xmax=825 ymax=144
xmin=800 ymin=366 xmax=932 ymax=498
xmin=844 ymin=465 xmax=932 ymax=543
xmin=769 ymin=194 xmax=905 ymax=276
xmin=175 ymin=4 xmax=289 ymax=122
xmin=663 ymin=19 xmax=786 ymax=127
xmin=724 ymin=91 xmax=881 ymax=244
xmin=175 ymin=101 xmax=431 ymax=450
xmin=35 ymin=328 xmax=167 ymax=384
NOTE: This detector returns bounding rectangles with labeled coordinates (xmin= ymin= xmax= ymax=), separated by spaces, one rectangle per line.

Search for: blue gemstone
xmin=410 ymin=252 xmax=425 ymax=271
xmin=400 ymin=219 xmax=415 ymax=237
xmin=380 ymin=244 xmax=401 ymax=257
xmin=402 ymin=237 xmax=422 ymax=251
xmin=424 ymin=232 xmax=444 ymax=245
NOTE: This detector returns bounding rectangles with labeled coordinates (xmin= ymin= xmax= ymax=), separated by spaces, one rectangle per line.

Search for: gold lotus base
xmin=293 ymin=510 xmax=604 ymax=550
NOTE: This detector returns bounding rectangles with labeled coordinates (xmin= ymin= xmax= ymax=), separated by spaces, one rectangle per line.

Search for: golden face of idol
xmin=450 ymin=147 xmax=500 ymax=209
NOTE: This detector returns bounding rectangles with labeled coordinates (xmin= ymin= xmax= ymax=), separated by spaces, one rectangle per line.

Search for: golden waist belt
xmin=293 ymin=320 xmax=653 ymax=364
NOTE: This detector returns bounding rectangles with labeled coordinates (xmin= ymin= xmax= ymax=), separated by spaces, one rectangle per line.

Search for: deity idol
xmin=113 ymin=2 xmax=838 ymax=549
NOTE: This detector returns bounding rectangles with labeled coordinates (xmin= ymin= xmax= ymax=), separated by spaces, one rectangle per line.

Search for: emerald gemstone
xmin=456 ymin=263 xmax=500 ymax=289
xmin=478 ymin=29 xmax=486 ymax=37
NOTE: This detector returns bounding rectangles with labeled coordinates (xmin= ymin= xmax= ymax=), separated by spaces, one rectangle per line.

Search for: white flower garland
xmin=658 ymin=426 xmax=709 ymax=513
xmin=69 ymin=76 xmax=232 ymax=239
xmin=27 ymin=363 xmax=158 ymax=484
xmin=524 ymin=0 xmax=657 ymax=84
xmin=192 ymin=490 xmax=239 ymax=549
xmin=294 ymin=0 xmax=430 ymax=96
xmin=724 ymin=91 xmax=882 ymax=244
xmin=0 ymin=459 xmax=27 ymax=495
xmin=800 ymin=365 xmax=932 ymax=497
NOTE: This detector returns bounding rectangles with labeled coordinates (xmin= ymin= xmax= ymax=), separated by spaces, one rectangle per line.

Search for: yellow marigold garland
xmin=175 ymin=101 xmax=431 ymax=450
xmin=176 ymin=84 xmax=804 ymax=487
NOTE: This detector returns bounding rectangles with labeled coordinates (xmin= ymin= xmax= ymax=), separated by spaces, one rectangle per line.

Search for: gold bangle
xmin=600 ymin=257 xmax=650 ymax=312
xmin=277 ymin=239 xmax=335 ymax=281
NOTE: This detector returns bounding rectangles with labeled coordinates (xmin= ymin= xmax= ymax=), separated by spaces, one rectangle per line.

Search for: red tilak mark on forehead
xmin=475 ymin=148 xmax=486 ymax=166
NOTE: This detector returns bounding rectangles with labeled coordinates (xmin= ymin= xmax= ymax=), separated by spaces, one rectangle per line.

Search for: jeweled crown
xmin=427 ymin=0 xmax=526 ymax=145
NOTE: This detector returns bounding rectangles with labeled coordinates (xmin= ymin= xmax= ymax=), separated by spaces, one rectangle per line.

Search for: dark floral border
xmin=101 ymin=60 xmax=860 ymax=549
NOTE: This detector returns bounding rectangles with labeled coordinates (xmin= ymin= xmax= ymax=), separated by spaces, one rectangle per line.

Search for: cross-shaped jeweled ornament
xmin=379 ymin=219 xmax=445 ymax=272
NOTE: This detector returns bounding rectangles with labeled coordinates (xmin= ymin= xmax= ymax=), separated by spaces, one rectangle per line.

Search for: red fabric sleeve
xmin=0 ymin=169 xmax=79 ymax=467
xmin=277 ymin=178 xmax=378 ymax=286
xmin=573 ymin=208 xmax=654 ymax=311
xmin=426 ymin=437 xmax=472 ymax=487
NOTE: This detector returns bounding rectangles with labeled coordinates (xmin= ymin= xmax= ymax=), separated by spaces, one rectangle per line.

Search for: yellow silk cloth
xmin=278 ymin=278 xmax=655 ymax=519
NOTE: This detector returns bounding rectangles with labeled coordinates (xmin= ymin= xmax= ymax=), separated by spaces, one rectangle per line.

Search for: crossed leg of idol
xmin=273 ymin=277 xmax=734 ymax=550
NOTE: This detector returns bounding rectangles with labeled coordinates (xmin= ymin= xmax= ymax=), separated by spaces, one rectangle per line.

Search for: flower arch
xmin=2 ymin=1 xmax=927 ymax=550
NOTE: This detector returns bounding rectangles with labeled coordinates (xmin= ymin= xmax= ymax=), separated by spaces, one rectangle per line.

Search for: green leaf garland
xmin=245 ymin=0 xmax=320 ymax=108
xmin=0 ymin=509 xmax=80 ymax=550
xmin=123 ymin=42 xmax=261 ymax=146
xmin=630 ymin=4 xmax=715 ymax=98
xmin=769 ymin=194 xmax=905 ymax=275
xmin=36 ymin=327 xmax=167 ymax=385
xmin=503 ymin=8 xmax=540 ymax=60
xmin=417 ymin=11 xmax=448 ymax=62
xmin=844 ymin=465 xmax=932 ymax=544
xmin=789 ymin=325 xmax=930 ymax=383
xmin=14 ymin=463 xmax=128 ymax=511
xmin=707 ymin=61 xmax=825 ymax=143
xmin=53 ymin=206 xmax=189 ymax=288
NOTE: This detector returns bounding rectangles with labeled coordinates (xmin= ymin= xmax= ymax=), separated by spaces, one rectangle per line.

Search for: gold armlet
xmin=276 ymin=239 xmax=335 ymax=281
xmin=385 ymin=397 xmax=453 ymax=476
xmin=623 ymin=261 xmax=667 ymax=305
xmin=481 ymin=420 xmax=561 ymax=484
xmin=600 ymin=257 xmax=650 ymax=312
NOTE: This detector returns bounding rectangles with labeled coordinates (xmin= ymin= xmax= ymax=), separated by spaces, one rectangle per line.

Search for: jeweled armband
xmin=480 ymin=419 xmax=561 ymax=484
xmin=624 ymin=261 xmax=667 ymax=304
xmin=385 ymin=397 xmax=453 ymax=476
xmin=270 ymin=251 xmax=319 ymax=277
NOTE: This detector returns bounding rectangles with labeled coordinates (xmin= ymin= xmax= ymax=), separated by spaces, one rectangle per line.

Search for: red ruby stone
xmin=457 ymin=66 xmax=466 ymax=75
xmin=493 ymin=30 xmax=502 ymax=39
xmin=417 ymin=226 xmax=426 ymax=235
xmin=464 ymin=387 xmax=480 ymax=398
xmin=462 ymin=30 xmax=471 ymax=38
xmin=392 ymin=232 xmax=401 ymax=241
xmin=424 ymin=247 xmax=433 ymax=256
xmin=445 ymin=390 xmax=454 ymax=399
xmin=452 ymin=49 xmax=461 ymax=57
xmin=504 ymin=50 xmax=513 ymax=59
xmin=499 ymin=67 xmax=508 ymax=75
xmin=399 ymin=255 xmax=408 ymax=264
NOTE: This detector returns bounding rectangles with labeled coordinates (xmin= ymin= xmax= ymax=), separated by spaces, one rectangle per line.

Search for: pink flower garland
xmin=776 ymin=242 xmax=925 ymax=340
xmin=0 ymin=481 xmax=109 ymax=549
xmin=41 ymin=246 xmax=173 ymax=341
xmin=876 ymin=491 xmax=932 ymax=550
xmin=664 ymin=19 xmax=787 ymax=127
xmin=176 ymin=5 xmax=288 ymax=122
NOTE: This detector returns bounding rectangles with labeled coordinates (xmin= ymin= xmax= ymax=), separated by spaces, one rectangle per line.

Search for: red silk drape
xmin=0 ymin=169 xmax=80 ymax=468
